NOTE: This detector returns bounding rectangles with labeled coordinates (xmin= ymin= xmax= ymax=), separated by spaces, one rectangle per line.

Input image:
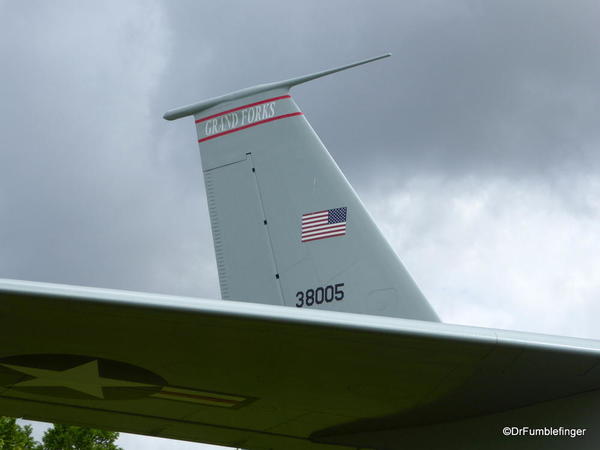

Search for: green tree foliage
xmin=0 ymin=418 xmax=122 ymax=450
xmin=0 ymin=417 xmax=37 ymax=450
xmin=40 ymin=424 xmax=122 ymax=450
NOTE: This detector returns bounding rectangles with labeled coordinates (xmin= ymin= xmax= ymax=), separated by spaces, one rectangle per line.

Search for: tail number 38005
xmin=295 ymin=283 xmax=344 ymax=308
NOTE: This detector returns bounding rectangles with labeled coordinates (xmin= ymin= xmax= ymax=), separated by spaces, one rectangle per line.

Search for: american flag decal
xmin=301 ymin=207 xmax=347 ymax=242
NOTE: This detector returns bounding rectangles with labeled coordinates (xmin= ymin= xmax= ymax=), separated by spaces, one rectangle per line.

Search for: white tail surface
xmin=164 ymin=55 xmax=439 ymax=321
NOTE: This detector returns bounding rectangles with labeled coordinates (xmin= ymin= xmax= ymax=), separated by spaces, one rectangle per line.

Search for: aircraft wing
xmin=1 ymin=278 xmax=599 ymax=450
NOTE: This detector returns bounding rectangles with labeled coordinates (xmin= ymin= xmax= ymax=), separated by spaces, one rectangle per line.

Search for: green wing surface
xmin=1 ymin=279 xmax=599 ymax=449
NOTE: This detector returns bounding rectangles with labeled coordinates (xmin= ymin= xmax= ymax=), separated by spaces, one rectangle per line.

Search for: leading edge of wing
xmin=1 ymin=277 xmax=599 ymax=357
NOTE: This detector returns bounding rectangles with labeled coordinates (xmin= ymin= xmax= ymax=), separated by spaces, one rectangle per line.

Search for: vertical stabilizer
xmin=164 ymin=55 xmax=439 ymax=322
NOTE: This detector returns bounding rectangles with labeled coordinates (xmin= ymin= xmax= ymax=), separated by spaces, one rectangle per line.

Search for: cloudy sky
xmin=2 ymin=0 xmax=600 ymax=448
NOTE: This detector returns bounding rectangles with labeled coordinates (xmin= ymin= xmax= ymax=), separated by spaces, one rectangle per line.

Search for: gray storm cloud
xmin=2 ymin=1 xmax=600 ymax=448
xmin=158 ymin=0 xmax=600 ymax=181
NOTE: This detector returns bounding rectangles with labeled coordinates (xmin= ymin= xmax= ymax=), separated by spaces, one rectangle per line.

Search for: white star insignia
xmin=2 ymin=360 xmax=154 ymax=399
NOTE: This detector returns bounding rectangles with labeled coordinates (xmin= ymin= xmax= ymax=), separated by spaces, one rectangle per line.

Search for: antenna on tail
xmin=163 ymin=53 xmax=391 ymax=121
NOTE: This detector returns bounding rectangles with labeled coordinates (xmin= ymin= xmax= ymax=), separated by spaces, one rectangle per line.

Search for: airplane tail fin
xmin=164 ymin=54 xmax=439 ymax=322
